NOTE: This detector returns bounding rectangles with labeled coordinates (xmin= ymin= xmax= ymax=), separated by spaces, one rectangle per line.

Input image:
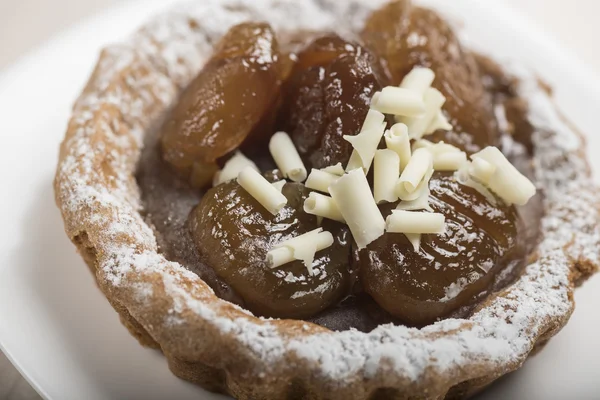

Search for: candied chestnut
xmin=280 ymin=35 xmax=386 ymax=169
xmin=189 ymin=181 xmax=354 ymax=319
xmin=293 ymin=35 xmax=362 ymax=70
xmin=161 ymin=23 xmax=284 ymax=181
xmin=361 ymin=1 xmax=500 ymax=152
xmin=356 ymin=173 xmax=523 ymax=326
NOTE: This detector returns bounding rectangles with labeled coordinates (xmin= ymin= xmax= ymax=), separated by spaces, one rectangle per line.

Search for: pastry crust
xmin=54 ymin=0 xmax=600 ymax=398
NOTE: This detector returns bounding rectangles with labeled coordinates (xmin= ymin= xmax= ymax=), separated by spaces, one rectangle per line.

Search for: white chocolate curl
xmin=412 ymin=140 xmax=465 ymax=171
xmin=425 ymin=141 xmax=462 ymax=155
xmin=267 ymin=228 xmax=334 ymax=275
xmin=329 ymin=168 xmax=386 ymax=249
xmin=396 ymin=175 xmax=431 ymax=201
xmin=384 ymin=123 xmax=411 ymax=172
xmin=401 ymin=88 xmax=447 ymax=140
xmin=396 ymin=186 xmax=432 ymax=212
xmin=386 ymin=210 xmax=446 ymax=234
xmin=213 ymin=151 xmax=258 ymax=186
xmin=427 ymin=110 xmax=452 ymax=132
xmin=305 ymin=169 xmax=339 ymax=193
xmin=433 ymin=151 xmax=467 ymax=171
xmin=271 ymin=180 xmax=286 ymax=192
xmin=398 ymin=148 xmax=433 ymax=194
xmin=374 ymin=149 xmax=400 ymax=204
xmin=470 ymin=146 xmax=536 ymax=205
xmin=405 ymin=233 xmax=422 ymax=252
xmin=455 ymin=165 xmax=498 ymax=205
xmin=237 ymin=167 xmax=288 ymax=216
xmin=370 ymin=86 xmax=426 ymax=117
xmin=303 ymin=192 xmax=345 ymax=223
xmin=321 ymin=163 xmax=345 ymax=176
xmin=344 ymin=110 xmax=385 ymax=172
xmin=268 ymin=131 xmax=307 ymax=182
xmin=345 ymin=121 xmax=387 ymax=172
xmin=469 ymin=157 xmax=496 ymax=185
xmin=412 ymin=138 xmax=434 ymax=151
xmin=360 ymin=109 xmax=386 ymax=132
xmin=400 ymin=67 xmax=435 ymax=95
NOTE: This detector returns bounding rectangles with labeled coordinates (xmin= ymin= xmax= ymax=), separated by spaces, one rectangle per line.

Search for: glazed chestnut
xmin=356 ymin=173 xmax=523 ymax=326
xmin=280 ymin=35 xmax=386 ymax=169
xmin=361 ymin=1 xmax=500 ymax=152
xmin=189 ymin=180 xmax=354 ymax=319
xmin=161 ymin=22 xmax=283 ymax=181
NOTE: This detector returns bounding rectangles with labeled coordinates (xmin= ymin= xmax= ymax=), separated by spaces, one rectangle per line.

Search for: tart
xmin=54 ymin=0 xmax=600 ymax=399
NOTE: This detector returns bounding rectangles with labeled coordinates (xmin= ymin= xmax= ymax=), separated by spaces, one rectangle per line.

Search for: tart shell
xmin=54 ymin=0 xmax=600 ymax=399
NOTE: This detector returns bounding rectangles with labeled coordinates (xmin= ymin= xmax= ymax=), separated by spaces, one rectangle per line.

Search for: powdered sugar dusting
xmin=54 ymin=0 xmax=600 ymax=391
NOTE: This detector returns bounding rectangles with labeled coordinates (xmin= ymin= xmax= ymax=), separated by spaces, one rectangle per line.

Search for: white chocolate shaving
xmin=291 ymin=234 xmax=333 ymax=275
xmin=427 ymin=110 xmax=452 ymax=132
xmin=266 ymin=247 xmax=296 ymax=270
xmin=412 ymin=139 xmax=434 ymax=151
xmin=400 ymin=67 xmax=435 ymax=95
xmin=386 ymin=210 xmax=446 ymax=234
xmin=329 ymin=168 xmax=385 ymax=249
xmin=305 ymin=169 xmax=339 ymax=193
xmin=321 ymin=163 xmax=345 ymax=176
xmin=344 ymin=131 xmax=376 ymax=166
xmin=271 ymin=180 xmax=286 ymax=192
xmin=401 ymin=88 xmax=447 ymax=140
xmin=397 ymin=148 xmax=433 ymax=194
xmin=370 ymin=87 xmax=426 ymax=117
xmin=237 ymin=167 xmax=287 ymax=216
xmin=396 ymin=174 xmax=432 ymax=201
xmin=267 ymin=228 xmax=334 ymax=274
xmin=433 ymin=151 xmax=467 ymax=171
xmin=425 ymin=141 xmax=462 ymax=155
xmin=268 ymin=131 xmax=307 ymax=182
xmin=213 ymin=151 xmax=258 ymax=186
xmin=455 ymin=165 xmax=498 ymax=205
xmin=345 ymin=122 xmax=386 ymax=172
xmin=471 ymin=146 xmax=537 ymax=205
xmin=455 ymin=162 xmax=470 ymax=184
xmin=469 ymin=157 xmax=496 ymax=185
xmin=384 ymin=123 xmax=411 ymax=172
xmin=404 ymin=233 xmax=422 ymax=252
xmin=360 ymin=109 xmax=386 ymax=132
xmin=373 ymin=149 xmax=400 ymax=204
xmin=396 ymin=186 xmax=433 ymax=212
xmin=468 ymin=179 xmax=498 ymax=205
xmin=303 ymin=192 xmax=345 ymax=223
xmin=412 ymin=140 xmax=466 ymax=171
xmin=272 ymin=229 xmax=323 ymax=259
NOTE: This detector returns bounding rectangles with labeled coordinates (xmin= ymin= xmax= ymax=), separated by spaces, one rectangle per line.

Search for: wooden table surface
xmin=1 ymin=0 xmax=598 ymax=398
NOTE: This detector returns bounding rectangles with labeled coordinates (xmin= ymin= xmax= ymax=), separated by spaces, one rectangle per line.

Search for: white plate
xmin=0 ymin=1 xmax=599 ymax=399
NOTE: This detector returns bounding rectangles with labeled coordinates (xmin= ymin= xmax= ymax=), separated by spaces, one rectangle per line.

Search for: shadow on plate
xmin=9 ymin=179 xmax=225 ymax=400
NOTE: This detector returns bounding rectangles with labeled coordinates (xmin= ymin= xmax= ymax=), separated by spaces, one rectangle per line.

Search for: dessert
xmin=54 ymin=0 xmax=600 ymax=399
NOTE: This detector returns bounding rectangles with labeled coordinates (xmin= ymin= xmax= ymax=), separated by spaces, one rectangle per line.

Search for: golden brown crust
xmin=53 ymin=1 xmax=600 ymax=399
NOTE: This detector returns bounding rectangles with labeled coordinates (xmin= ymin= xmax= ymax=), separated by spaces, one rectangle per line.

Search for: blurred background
xmin=0 ymin=0 xmax=598 ymax=399
xmin=1 ymin=0 xmax=599 ymax=73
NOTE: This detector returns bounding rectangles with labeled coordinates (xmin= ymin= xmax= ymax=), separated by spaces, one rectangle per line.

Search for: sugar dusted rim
xmin=54 ymin=0 xmax=600 ymax=396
